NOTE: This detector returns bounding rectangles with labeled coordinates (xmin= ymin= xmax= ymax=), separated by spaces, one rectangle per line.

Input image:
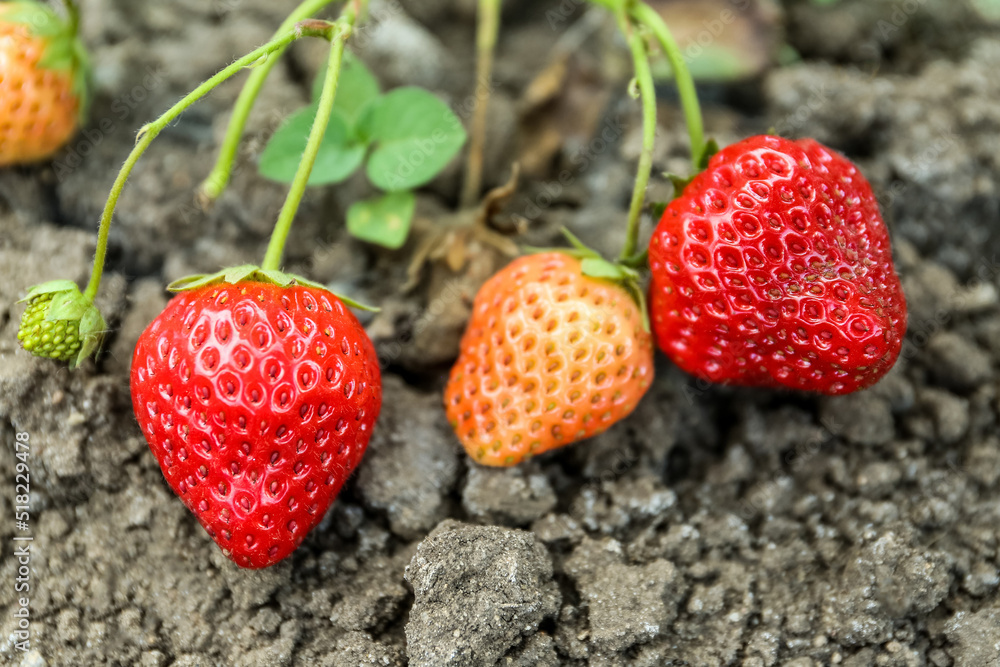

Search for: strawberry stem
xmin=198 ymin=0 xmax=341 ymax=203
xmin=81 ymin=24 xmax=335 ymax=303
xmin=459 ymin=0 xmax=502 ymax=211
xmin=60 ymin=0 xmax=80 ymax=37
xmin=630 ymin=2 xmax=706 ymax=168
xmin=261 ymin=3 xmax=363 ymax=272
xmin=617 ymin=7 xmax=657 ymax=263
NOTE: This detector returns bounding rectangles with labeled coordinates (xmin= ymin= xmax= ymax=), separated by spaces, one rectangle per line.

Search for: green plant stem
xmin=199 ymin=0 xmax=341 ymax=202
xmin=82 ymin=25 xmax=331 ymax=302
xmin=261 ymin=6 xmax=361 ymax=271
xmin=459 ymin=0 xmax=501 ymax=210
xmin=61 ymin=0 xmax=80 ymax=36
xmin=630 ymin=1 xmax=705 ymax=168
xmin=617 ymin=8 xmax=657 ymax=262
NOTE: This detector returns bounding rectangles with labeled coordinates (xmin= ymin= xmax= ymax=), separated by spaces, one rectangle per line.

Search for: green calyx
xmin=166 ymin=264 xmax=379 ymax=312
xmin=526 ymin=229 xmax=651 ymax=331
xmin=4 ymin=0 xmax=91 ymax=121
xmin=17 ymin=280 xmax=106 ymax=367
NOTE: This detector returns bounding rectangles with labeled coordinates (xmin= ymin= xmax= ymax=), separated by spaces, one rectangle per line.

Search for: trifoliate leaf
xmin=357 ymin=87 xmax=467 ymax=191
xmin=259 ymin=104 xmax=366 ymax=186
xmin=312 ymin=51 xmax=380 ymax=127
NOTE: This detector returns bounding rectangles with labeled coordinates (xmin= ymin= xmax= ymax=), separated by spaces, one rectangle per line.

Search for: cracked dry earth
xmin=2 ymin=0 xmax=1000 ymax=665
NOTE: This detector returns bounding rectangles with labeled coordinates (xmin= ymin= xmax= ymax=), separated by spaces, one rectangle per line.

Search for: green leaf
xmin=347 ymin=191 xmax=416 ymax=249
xmin=259 ymin=104 xmax=366 ymax=186
xmin=358 ymin=87 xmax=467 ymax=191
xmin=313 ymin=51 xmax=380 ymax=127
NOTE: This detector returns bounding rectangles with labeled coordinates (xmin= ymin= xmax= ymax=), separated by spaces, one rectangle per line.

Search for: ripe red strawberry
xmin=445 ymin=253 xmax=654 ymax=466
xmin=649 ymin=135 xmax=906 ymax=395
xmin=131 ymin=281 xmax=381 ymax=569
xmin=0 ymin=1 xmax=89 ymax=166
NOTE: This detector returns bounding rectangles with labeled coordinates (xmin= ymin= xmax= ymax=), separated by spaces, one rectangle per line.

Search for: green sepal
xmin=523 ymin=227 xmax=602 ymax=261
xmin=45 ymin=289 xmax=90 ymax=321
xmin=522 ymin=228 xmax=651 ymax=332
xmin=696 ymin=137 xmax=720 ymax=170
xmin=166 ymin=265 xmax=379 ymax=312
xmin=665 ymin=135 xmax=719 ymax=196
xmin=580 ymin=257 xmax=639 ymax=282
xmin=664 ymin=172 xmax=693 ymax=195
xmin=621 ymin=280 xmax=651 ymax=333
xmin=18 ymin=279 xmax=80 ymax=301
xmin=620 ymin=249 xmax=649 ymax=270
xmin=73 ymin=303 xmax=107 ymax=369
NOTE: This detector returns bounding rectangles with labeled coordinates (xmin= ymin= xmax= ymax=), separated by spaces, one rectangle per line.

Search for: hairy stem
xmin=630 ymin=1 xmax=705 ymax=168
xmin=459 ymin=0 xmax=502 ymax=210
xmin=198 ymin=0 xmax=341 ymax=202
xmin=617 ymin=9 xmax=657 ymax=262
xmin=83 ymin=25 xmax=332 ymax=302
xmin=261 ymin=4 xmax=363 ymax=271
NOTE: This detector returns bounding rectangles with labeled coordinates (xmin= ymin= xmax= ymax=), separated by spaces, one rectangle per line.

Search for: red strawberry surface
xmin=131 ymin=281 xmax=381 ymax=568
xmin=649 ymin=135 xmax=906 ymax=395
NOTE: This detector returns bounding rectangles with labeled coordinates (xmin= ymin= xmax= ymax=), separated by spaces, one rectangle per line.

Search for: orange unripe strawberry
xmin=445 ymin=253 xmax=654 ymax=466
xmin=0 ymin=1 xmax=89 ymax=166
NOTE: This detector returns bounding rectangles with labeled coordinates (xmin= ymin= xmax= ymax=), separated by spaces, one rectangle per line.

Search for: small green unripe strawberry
xmin=17 ymin=280 xmax=105 ymax=367
xmin=18 ymin=291 xmax=82 ymax=360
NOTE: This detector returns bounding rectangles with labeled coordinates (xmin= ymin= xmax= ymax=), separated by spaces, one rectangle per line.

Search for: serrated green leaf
xmin=347 ymin=191 xmax=416 ymax=249
xmin=358 ymin=87 xmax=467 ymax=191
xmin=259 ymin=104 xmax=366 ymax=186
xmin=313 ymin=51 xmax=380 ymax=127
xmin=581 ymin=258 xmax=629 ymax=281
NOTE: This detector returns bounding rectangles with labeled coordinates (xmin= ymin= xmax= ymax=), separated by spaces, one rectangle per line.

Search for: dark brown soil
xmin=2 ymin=1 xmax=999 ymax=665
